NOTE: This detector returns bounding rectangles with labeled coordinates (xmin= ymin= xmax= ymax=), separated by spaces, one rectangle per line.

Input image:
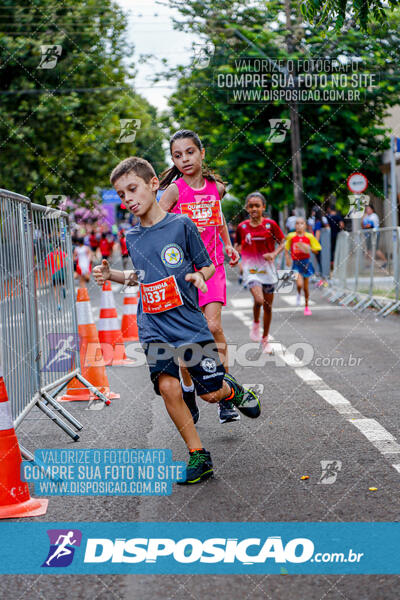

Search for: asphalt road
xmin=3 ymin=260 xmax=400 ymax=599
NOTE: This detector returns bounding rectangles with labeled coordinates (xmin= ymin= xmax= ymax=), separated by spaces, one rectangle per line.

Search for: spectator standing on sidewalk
xmin=119 ymin=229 xmax=130 ymax=270
xmin=99 ymin=232 xmax=113 ymax=261
xmin=362 ymin=204 xmax=387 ymax=265
xmin=326 ymin=203 xmax=345 ymax=268
xmin=313 ymin=208 xmax=329 ymax=281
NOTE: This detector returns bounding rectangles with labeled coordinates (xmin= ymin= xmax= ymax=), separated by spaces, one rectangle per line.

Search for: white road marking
xmin=316 ymin=389 xmax=352 ymax=406
xmin=281 ymin=295 xmax=315 ymax=307
xmin=294 ymin=368 xmax=324 ymax=383
xmin=225 ymin=305 xmax=344 ymax=315
xmin=231 ymin=295 xmax=316 ymax=309
xmin=232 ymin=311 xmax=400 ymax=472
xmin=232 ymin=310 xmax=252 ymax=327
xmin=231 ymin=298 xmax=253 ymax=309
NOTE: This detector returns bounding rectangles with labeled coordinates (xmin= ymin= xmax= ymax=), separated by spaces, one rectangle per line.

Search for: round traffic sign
xmin=347 ymin=172 xmax=368 ymax=193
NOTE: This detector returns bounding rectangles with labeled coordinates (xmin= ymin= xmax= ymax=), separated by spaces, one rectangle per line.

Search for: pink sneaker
xmin=304 ymin=307 xmax=312 ymax=316
xmin=261 ymin=336 xmax=273 ymax=354
xmin=250 ymin=322 xmax=261 ymax=342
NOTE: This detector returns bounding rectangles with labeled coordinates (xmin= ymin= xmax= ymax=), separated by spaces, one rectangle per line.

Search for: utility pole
xmin=284 ymin=0 xmax=305 ymax=217
xmin=227 ymin=0 xmax=305 ymax=217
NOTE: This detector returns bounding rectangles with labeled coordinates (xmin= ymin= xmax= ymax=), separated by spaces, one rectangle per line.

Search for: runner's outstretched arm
xmin=219 ymin=215 xmax=240 ymax=266
xmin=93 ymin=259 xmax=137 ymax=286
xmin=185 ymin=263 xmax=215 ymax=292
xmin=263 ymin=238 xmax=285 ymax=261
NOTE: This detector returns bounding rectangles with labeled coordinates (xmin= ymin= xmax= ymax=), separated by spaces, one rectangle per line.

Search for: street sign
xmin=347 ymin=172 xmax=368 ymax=193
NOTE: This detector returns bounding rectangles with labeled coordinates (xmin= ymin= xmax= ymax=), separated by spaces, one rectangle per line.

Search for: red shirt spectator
xmin=99 ymin=234 xmax=112 ymax=258
xmin=119 ymin=234 xmax=128 ymax=257
xmin=45 ymin=249 xmax=66 ymax=275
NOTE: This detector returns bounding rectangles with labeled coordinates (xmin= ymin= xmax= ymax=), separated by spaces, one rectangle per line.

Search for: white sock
xmin=181 ymin=381 xmax=194 ymax=393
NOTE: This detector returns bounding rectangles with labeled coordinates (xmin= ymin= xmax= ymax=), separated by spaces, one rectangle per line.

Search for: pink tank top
xmin=171 ymin=178 xmax=225 ymax=266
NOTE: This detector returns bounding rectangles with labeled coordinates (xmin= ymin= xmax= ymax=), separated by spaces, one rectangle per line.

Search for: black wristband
xmin=199 ymin=271 xmax=206 ymax=282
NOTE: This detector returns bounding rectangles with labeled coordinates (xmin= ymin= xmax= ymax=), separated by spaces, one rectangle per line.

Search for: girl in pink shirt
xmin=159 ymin=129 xmax=240 ymax=425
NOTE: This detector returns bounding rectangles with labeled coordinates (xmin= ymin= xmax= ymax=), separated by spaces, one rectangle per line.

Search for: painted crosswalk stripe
xmin=280 ymin=295 xmax=315 ymax=307
xmin=232 ymin=310 xmax=400 ymax=473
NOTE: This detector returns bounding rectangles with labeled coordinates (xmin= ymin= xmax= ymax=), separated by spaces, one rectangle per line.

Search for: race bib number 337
xmin=140 ymin=276 xmax=183 ymax=314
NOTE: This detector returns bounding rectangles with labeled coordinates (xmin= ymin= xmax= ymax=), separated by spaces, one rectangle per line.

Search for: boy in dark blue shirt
xmin=93 ymin=157 xmax=260 ymax=484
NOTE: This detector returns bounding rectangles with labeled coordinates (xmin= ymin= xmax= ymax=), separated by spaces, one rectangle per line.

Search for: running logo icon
xmin=38 ymin=45 xmax=62 ymax=69
xmin=192 ymin=42 xmax=214 ymax=69
xmin=267 ymin=119 xmax=291 ymax=143
xmin=44 ymin=195 xmax=66 ymax=219
xmin=346 ymin=194 xmax=370 ymax=219
xmin=42 ymin=333 xmax=79 ymax=372
xmin=42 ymin=529 xmax=82 ymax=567
xmin=318 ymin=460 xmax=342 ymax=484
xmin=118 ymin=119 xmax=141 ymax=143
xmin=276 ymin=270 xmax=298 ymax=294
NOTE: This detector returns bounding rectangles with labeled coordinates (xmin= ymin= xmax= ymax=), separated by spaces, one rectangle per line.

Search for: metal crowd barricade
xmin=327 ymin=231 xmax=349 ymax=303
xmin=0 ymin=189 xmax=109 ymax=458
xmin=30 ymin=202 xmax=110 ymax=409
xmin=328 ymin=226 xmax=400 ymax=317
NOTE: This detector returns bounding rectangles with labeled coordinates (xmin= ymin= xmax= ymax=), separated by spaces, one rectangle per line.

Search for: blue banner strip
xmin=0 ymin=522 xmax=399 ymax=574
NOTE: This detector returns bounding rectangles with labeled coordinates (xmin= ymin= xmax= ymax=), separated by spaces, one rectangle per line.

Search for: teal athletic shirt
xmin=125 ymin=212 xmax=213 ymax=347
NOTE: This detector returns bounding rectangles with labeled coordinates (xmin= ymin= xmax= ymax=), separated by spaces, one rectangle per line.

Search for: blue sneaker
xmin=177 ymin=449 xmax=213 ymax=485
xmin=218 ymin=399 xmax=240 ymax=424
xmin=223 ymin=373 xmax=261 ymax=418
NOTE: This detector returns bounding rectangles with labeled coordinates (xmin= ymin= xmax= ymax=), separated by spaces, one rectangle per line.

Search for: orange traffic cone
xmin=0 ymin=368 xmax=48 ymax=519
xmin=121 ymin=287 xmax=139 ymax=342
xmin=98 ymin=281 xmax=134 ymax=366
xmin=58 ymin=287 xmax=120 ymax=402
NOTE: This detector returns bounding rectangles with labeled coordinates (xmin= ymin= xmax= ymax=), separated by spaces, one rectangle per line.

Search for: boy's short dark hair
xmin=110 ymin=156 xmax=156 ymax=185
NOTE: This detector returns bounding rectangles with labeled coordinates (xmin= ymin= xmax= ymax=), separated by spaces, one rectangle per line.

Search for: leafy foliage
xmin=300 ymin=0 xmax=399 ymax=30
xmin=0 ymin=0 xmax=166 ymax=203
xmin=166 ymin=0 xmax=399 ymax=215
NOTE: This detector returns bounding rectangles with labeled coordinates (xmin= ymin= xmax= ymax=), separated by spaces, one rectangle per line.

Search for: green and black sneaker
xmin=223 ymin=373 xmax=261 ymax=419
xmin=177 ymin=449 xmax=213 ymax=485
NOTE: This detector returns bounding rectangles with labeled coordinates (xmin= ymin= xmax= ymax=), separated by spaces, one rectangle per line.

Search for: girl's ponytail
xmin=201 ymin=163 xmax=226 ymax=186
xmin=159 ymin=165 xmax=182 ymax=190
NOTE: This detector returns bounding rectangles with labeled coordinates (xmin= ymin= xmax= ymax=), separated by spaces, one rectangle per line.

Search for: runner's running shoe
xmin=296 ymin=293 xmax=301 ymax=306
xmin=261 ymin=336 xmax=273 ymax=354
xmin=304 ymin=307 xmax=312 ymax=316
xmin=218 ymin=399 xmax=240 ymax=424
xmin=250 ymin=321 xmax=262 ymax=342
xmin=223 ymin=373 xmax=261 ymax=418
xmin=182 ymin=387 xmax=199 ymax=424
xmin=177 ymin=449 xmax=213 ymax=485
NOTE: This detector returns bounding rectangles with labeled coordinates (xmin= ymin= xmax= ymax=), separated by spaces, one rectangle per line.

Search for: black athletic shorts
xmin=144 ymin=340 xmax=225 ymax=396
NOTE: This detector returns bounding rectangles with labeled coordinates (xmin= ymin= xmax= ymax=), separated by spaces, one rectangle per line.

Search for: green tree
xmin=166 ymin=0 xmax=399 ymax=214
xmin=300 ymin=0 xmax=399 ymax=30
xmin=0 ymin=0 xmax=166 ymax=203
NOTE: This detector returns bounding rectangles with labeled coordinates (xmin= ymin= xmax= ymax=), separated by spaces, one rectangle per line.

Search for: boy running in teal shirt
xmin=93 ymin=157 xmax=260 ymax=485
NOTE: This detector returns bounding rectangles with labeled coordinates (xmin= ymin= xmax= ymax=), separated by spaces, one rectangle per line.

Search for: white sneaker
xmin=261 ymin=336 xmax=273 ymax=354
xmin=296 ymin=293 xmax=301 ymax=306
xmin=250 ymin=322 xmax=262 ymax=342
